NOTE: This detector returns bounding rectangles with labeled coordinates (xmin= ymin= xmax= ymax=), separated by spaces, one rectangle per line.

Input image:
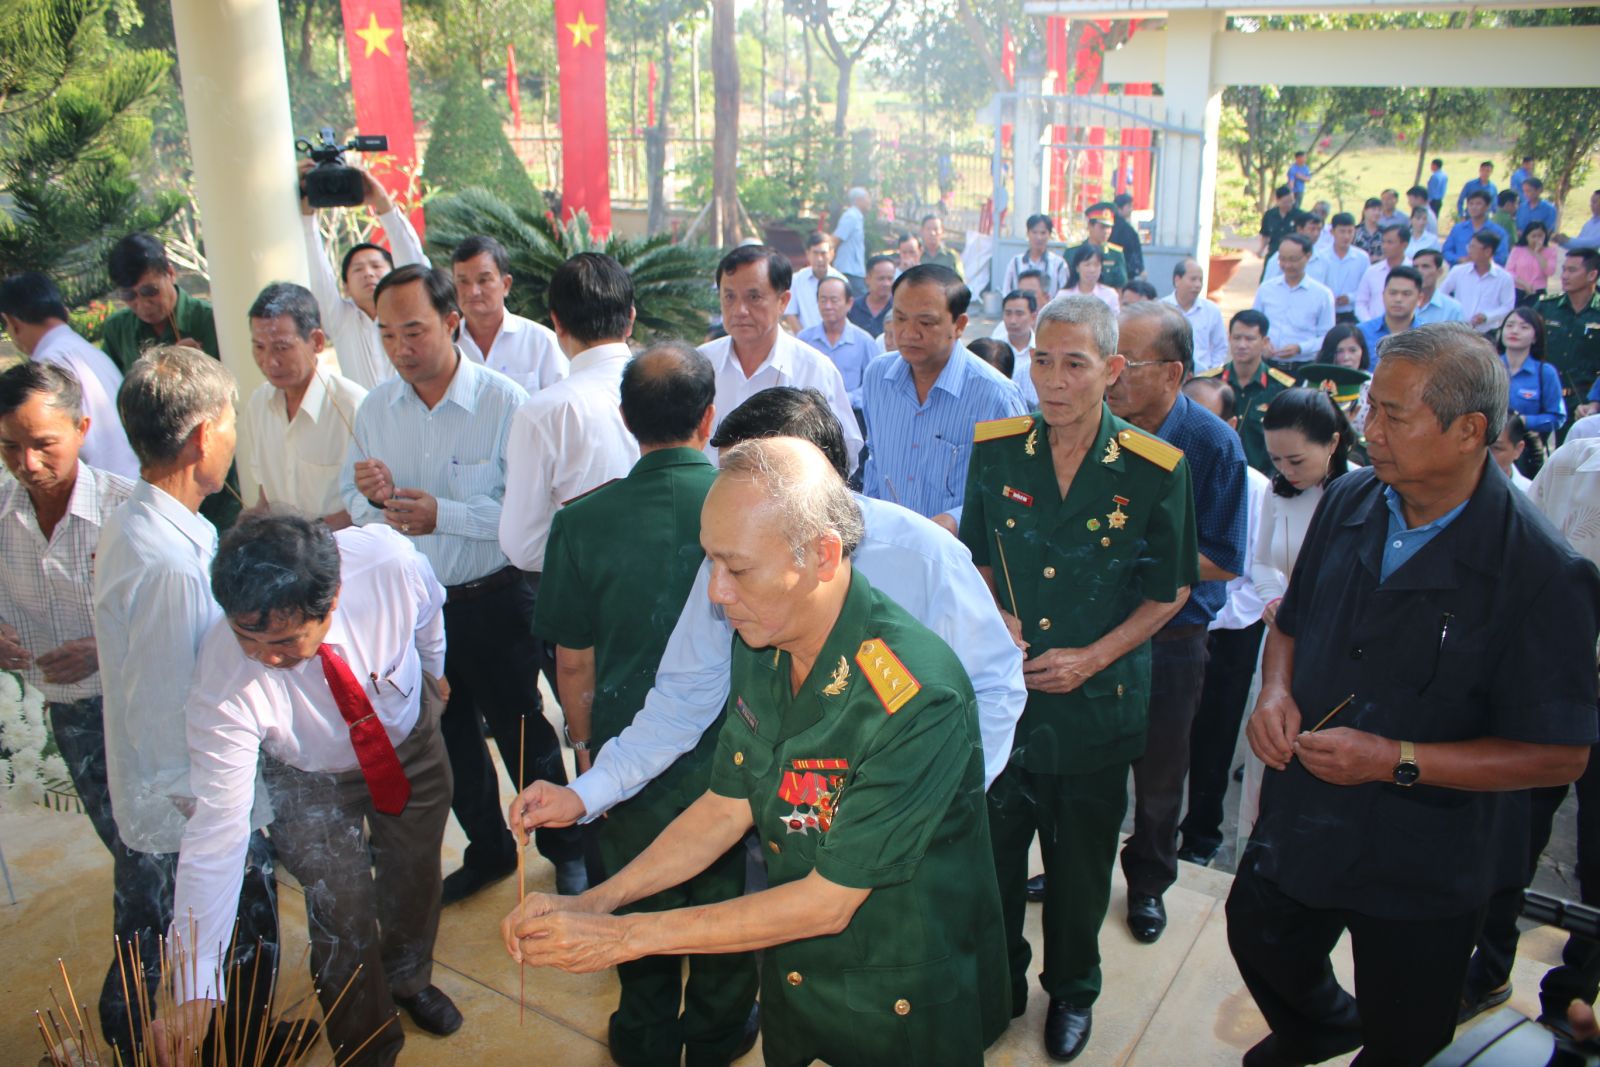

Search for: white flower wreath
xmin=0 ymin=670 xmax=76 ymax=813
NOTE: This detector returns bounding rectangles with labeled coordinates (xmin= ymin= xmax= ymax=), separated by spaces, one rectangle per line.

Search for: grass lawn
xmin=1218 ymin=147 xmax=1599 ymax=232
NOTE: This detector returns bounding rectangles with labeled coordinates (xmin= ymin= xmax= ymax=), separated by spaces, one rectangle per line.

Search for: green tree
xmin=425 ymin=187 xmax=718 ymax=343
xmin=1506 ymin=90 xmax=1600 ymax=215
xmin=0 ymin=0 xmax=180 ymax=304
xmin=422 ymin=62 xmax=539 ymax=212
xmin=1222 ymin=85 xmax=1401 ymax=211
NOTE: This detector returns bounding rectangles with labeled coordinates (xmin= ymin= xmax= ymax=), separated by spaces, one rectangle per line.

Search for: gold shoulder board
xmin=1117 ymin=429 xmax=1184 ymax=472
xmin=1197 ymin=365 xmax=1225 ymax=379
xmin=973 ymin=415 xmax=1034 ymax=444
xmin=1268 ymin=367 xmax=1298 ymax=387
xmin=855 ymin=638 xmax=921 ymax=715
xmin=1106 ymin=242 xmax=1124 ymax=252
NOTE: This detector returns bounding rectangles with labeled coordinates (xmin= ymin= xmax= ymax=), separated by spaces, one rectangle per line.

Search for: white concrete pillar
xmin=1012 ymin=75 xmax=1044 ymax=239
xmin=1152 ymin=10 xmax=1224 ymax=264
xmin=171 ymin=0 xmax=308 ymax=498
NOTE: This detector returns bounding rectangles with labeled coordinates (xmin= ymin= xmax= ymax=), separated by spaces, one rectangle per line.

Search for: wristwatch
xmin=563 ymin=724 xmax=590 ymax=752
xmin=1392 ymin=740 xmax=1419 ymax=787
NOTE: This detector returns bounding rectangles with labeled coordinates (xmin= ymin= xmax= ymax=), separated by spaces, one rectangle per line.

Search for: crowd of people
xmin=1 ymin=154 xmax=1600 ymax=1067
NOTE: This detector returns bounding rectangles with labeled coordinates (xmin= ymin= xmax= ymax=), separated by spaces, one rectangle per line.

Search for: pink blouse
xmin=1506 ymin=244 xmax=1558 ymax=291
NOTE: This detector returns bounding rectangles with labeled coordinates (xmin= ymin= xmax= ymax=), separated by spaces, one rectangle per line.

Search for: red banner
xmin=340 ymin=0 xmax=423 ymax=236
xmin=508 ymin=44 xmax=522 ymax=131
xmin=554 ymin=0 xmax=612 ymax=236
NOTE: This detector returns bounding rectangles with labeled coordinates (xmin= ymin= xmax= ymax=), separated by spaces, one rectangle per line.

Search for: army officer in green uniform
xmin=1540 ymin=246 xmax=1600 ymax=427
xmin=532 ymin=341 xmax=757 ymax=1067
xmin=1065 ymin=204 xmax=1131 ymax=291
xmin=959 ymin=293 xmax=1198 ymax=1062
xmin=1198 ymin=307 xmax=1297 ymax=475
xmin=504 ymin=437 xmax=1010 ymax=1067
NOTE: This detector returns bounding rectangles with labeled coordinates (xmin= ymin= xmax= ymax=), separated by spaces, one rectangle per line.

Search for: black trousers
xmin=1227 ymin=858 xmax=1482 ymax=1067
xmin=439 ymin=573 xmax=582 ymax=871
xmin=1467 ymin=741 xmax=1600 ymax=1017
xmin=50 ymin=698 xmax=278 ymax=1062
xmin=1121 ymin=629 xmax=1210 ymax=898
xmin=1179 ymin=622 xmax=1266 ymax=855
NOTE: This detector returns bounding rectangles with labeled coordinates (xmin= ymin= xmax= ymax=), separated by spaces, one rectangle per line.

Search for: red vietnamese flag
xmin=340 ymin=0 xmax=423 ymax=236
xmin=555 ymin=0 xmax=612 ymax=236
xmin=507 ymin=44 xmax=522 ymax=131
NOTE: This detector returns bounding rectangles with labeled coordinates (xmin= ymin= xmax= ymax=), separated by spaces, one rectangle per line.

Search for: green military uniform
xmin=920 ymin=245 xmax=964 ymax=279
xmin=1201 ymin=360 xmax=1298 ymax=475
xmin=101 ymin=288 xmax=221 ymax=373
xmin=533 ymin=447 xmax=756 ymax=1067
xmin=708 ymin=570 xmax=1009 ymax=1067
xmin=1537 ymin=289 xmax=1600 ymax=420
xmin=958 ymin=406 xmax=1198 ymax=1011
xmin=101 ymin=288 xmax=239 ymax=530
xmin=1064 ymin=240 xmax=1130 ymax=290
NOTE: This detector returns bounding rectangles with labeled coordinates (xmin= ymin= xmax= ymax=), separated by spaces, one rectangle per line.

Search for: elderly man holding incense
xmin=1231 ymin=322 xmax=1600 ymax=1067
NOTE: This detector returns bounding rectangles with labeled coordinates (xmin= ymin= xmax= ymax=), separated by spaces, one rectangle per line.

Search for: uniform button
xmin=1117 ymin=684 xmax=1125 ymax=697
xmin=768 ymin=840 xmax=780 ymax=854
xmin=1039 ymin=618 xmax=1052 ymax=631
xmin=1043 ymin=566 xmax=1056 ymax=578
xmin=1350 ymin=647 xmax=1363 ymax=660
xmin=787 ymin=971 xmax=803 ymax=986
xmin=1005 ymin=518 xmax=1017 ymax=529
xmin=733 ymin=751 xmax=744 ymax=766
xmin=1101 ymin=537 xmax=1112 ymax=547
xmin=894 ymin=999 xmax=911 ymax=1016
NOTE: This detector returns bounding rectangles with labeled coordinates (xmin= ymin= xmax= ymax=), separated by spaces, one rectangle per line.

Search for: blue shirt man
xmin=1414 ymin=290 xmax=1466 ymax=326
xmin=798 ymin=315 xmax=879 ymax=411
xmin=1457 ymin=168 xmax=1497 ymax=219
xmin=833 ymin=190 xmax=867 ymax=281
xmin=1359 ymin=314 xmax=1413 ymax=357
xmin=1442 ymin=216 xmax=1510 ymax=267
xmin=1288 ymin=157 xmax=1312 ymax=201
xmin=1511 ymin=162 xmax=1534 ymax=208
xmin=1517 ymin=193 xmax=1558 ymax=236
xmin=1154 ymin=390 xmax=1249 ymax=625
xmin=1427 ymin=166 xmax=1449 ymax=208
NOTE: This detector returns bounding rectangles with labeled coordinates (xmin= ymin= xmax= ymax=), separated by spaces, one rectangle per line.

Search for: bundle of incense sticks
xmin=33 ymin=925 xmax=391 ymax=1067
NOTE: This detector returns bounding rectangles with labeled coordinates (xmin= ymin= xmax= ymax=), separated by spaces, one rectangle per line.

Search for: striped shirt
xmin=0 ymin=463 xmax=132 ymax=702
xmin=1001 ymin=250 xmax=1069 ymax=298
xmin=341 ymin=349 xmax=528 ymax=586
xmin=860 ymin=346 xmax=1026 ymax=521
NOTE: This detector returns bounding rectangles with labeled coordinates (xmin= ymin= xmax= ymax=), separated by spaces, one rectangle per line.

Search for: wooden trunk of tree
xmin=646 ymin=22 xmax=674 ymax=235
xmin=833 ymin=57 xmax=852 ymax=139
xmin=1413 ymin=89 xmax=1438 ymax=188
xmin=691 ymin=22 xmax=703 ymax=143
xmin=711 ymin=0 xmax=740 ymax=245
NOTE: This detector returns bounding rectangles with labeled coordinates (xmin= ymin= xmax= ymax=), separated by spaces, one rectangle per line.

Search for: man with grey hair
xmin=1231 ymin=321 xmax=1600 ymax=1066
xmin=92 ymin=346 xmax=280 ymax=1061
xmin=833 ymin=186 xmax=870 ymax=298
xmin=242 ymin=281 xmax=367 ymax=528
xmin=1159 ymin=257 xmax=1228 ymax=373
xmin=504 ymin=436 xmax=1010 ymax=1066
xmin=962 ymin=294 xmax=1199 ymax=1061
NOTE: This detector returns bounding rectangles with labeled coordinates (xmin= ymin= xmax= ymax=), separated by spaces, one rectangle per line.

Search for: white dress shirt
xmin=1354 ymin=259 xmax=1402 ymax=322
xmin=94 ymin=479 xmax=270 ymax=854
xmin=172 ymin=524 xmax=446 ymax=999
xmin=244 ymin=372 xmax=367 ymax=519
xmin=1251 ymin=274 xmax=1335 ymax=360
xmin=1160 ymin=293 xmax=1230 ymax=373
xmin=1308 ymin=245 xmax=1370 ymax=315
xmin=457 ymin=312 xmax=569 ymax=395
xmin=498 ymin=342 xmax=638 ymax=573
xmin=786 ymin=266 xmax=847 ymax=331
xmin=342 ymin=350 xmax=527 ymax=586
xmin=0 ymin=463 xmax=131 ymax=701
xmin=1406 ymin=232 xmax=1442 ymax=261
xmin=568 ymin=494 xmax=1027 ymax=820
xmin=302 ymin=208 xmax=426 ymax=390
xmin=1531 ymin=437 xmax=1600 ymax=566
xmin=699 ymin=331 xmax=864 ymax=468
xmin=31 ymin=325 xmax=140 ymax=479
xmin=1439 ymin=262 xmax=1516 ymax=334
xmin=1212 ymin=466 xmax=1271 ymax=631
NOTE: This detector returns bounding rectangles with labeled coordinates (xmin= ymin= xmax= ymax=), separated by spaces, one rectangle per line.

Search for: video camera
xmin=295 ymin=128 xmax=389 ymax=209
xmin=1425 ymin=890 xmax=1600 ymax=1066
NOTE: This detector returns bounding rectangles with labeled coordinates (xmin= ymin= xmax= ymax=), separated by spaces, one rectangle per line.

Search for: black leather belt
xmin=445 ymin=564 xmax=521 ymax=604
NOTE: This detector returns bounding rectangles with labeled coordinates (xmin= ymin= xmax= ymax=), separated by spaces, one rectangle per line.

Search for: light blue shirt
xmin=1288 ymin=162 xmax=1311 ymax=195
xmin=342 ymin=350 xmax=527 ymax=586
xmin=1428 ymin=170 xmax=1448 ymax=202
xmin=566 ymin=493 xmax=1028 ymax=816
xmin=1511 ymin=167 xmax=1533 ymax=207
xmin=1414 ymin=289 xmax=1467 ymax=325
xmin=1442 ymin=219 xmax=1510 ymax=267
xmin=798 ymin=320 xmax=880 ymax=409
xmin=1381 ymin=484 xmax=1469 ymax=581
xmin=1308 ymin=245 xmax=1370 ymax=310
xmin=1517 ymin=199 xmax=1558 ymax=235
xmin=860 ymin=346 xmax=1026 ymax=521
xmin=1251 ymin=273 xmax=1336 ymax=359
xmin=1570 ymin=215 xmax=1600 ymax=251
xmin=1359 ymin=315 xmax=1414 ymax=361
xmin=833 ymin=205 xmax=865 ymax=276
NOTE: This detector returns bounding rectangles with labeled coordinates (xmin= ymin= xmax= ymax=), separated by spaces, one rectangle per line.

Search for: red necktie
xmin=317 ymin=645 xmax=412 ymax=816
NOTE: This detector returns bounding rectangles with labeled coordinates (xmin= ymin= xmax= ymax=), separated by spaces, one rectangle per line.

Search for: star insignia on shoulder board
xmin=1103 ymin=437 xmax=1121 ymax=464
xmin=822 ymin=656 xmax=851 ymax=696
xmin=1024 ymin=425 xmax=1038 ymax=456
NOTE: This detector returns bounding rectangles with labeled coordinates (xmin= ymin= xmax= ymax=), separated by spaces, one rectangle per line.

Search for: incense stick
xmin=1308 ymin=694 xmax=1355 ymax=733
xmin=517 ymin=714 xmax=527 ymax=1027
xmin=993 ymin=530 xmax=1019 ymax=617
xmin=320 ymin=373 xmax=367 ymax=461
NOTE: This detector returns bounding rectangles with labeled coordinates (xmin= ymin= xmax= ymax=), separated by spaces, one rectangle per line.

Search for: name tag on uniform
xmin=1002 ymin=485 xmax=1034 ymax=506
xmin=735 ymin=697 xmax=758 ymax=732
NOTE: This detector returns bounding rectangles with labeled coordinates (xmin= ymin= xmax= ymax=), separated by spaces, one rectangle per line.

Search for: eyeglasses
xmin=116 ymin=284 xmax=164 ymax=302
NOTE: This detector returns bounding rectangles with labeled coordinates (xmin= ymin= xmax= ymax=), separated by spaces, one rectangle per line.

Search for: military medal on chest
xmin=1107 ymin=495 xmax=1130 ymax=529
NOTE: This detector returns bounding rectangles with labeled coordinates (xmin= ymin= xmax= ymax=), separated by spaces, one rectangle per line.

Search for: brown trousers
xmin=261 ymin=677 xmax=453 ymax=1066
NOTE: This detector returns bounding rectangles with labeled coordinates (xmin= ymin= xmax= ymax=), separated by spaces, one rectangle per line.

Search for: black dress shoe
xmin=1241 ymin=1034 xmax=1306 ymax=1067
xmin=395 ymin=985 xmax=463 ymax=1036
xmin=1044 ymin=999 xmax=1091 ymax=1061
xmin=1458 ymin=981 xmax=1513 ymax=1024
xmin=555 ymin=856 xmax=590 ymax=896
xmin=1176 ymin=841 xmax=1219 ymax=867
xmin=441 ymin=854 xmax=518 ymax=905
xmin=1126 ymin=892 xmax=1167 ymax=944
xmin=1026 ymin=873 xmax=1046 ymax=902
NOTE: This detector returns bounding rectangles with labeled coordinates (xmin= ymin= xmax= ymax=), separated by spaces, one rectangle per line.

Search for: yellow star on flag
xmin=353 ymin=12 xmax=396 ymax=58
xmin=566 ymin=11 xmax=599 ymax=48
